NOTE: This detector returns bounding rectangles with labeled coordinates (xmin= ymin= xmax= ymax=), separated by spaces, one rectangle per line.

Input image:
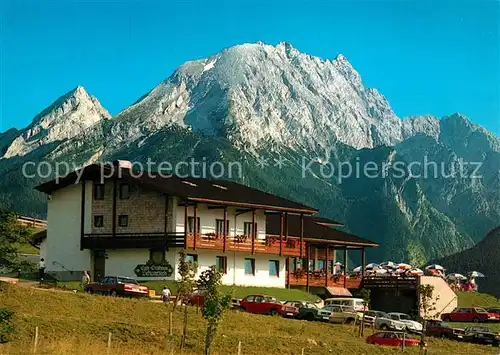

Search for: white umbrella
xmin=352 ymin=266 xmax=362 ymax=273
xmin=365 ymin=263 xmax=380 ymax=269
xmin=397 ymin=263 xmax=412 ymax=270
xmin=334 ymin=262 xmax=343 ymax=266
xmin=375 ymin=268 xmax=388 ymax=274
xmin=469 ymin=271 xmax=485 ymax=278
xmin=409 ymin=268 xmax=424 ymax=276
xmin=425 ymin=264 xmax=445 ymax=271
xmin=380 ymin=261 xmax=396 ymax=268
xmin=446 ymin=273 xmax=467 ymax=280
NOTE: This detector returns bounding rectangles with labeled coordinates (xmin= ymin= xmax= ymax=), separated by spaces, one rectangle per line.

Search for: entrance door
xmin=93 ymin=250 xmax=106 ymax=282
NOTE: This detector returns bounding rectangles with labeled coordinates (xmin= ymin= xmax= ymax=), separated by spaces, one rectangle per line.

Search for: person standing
xmin=161 ymin=286 xmax=171 ymax=305
xmin=38 ymin=258 xmax=46 ymax=281
xmin=81 ymin=270 xmax=91 ymax=289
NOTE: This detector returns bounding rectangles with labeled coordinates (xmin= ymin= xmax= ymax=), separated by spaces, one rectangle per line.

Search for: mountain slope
xmin=0 ymin=42 xmax=498 ymax=264
xmin=436 ymin=226 xmax=500 ymax=297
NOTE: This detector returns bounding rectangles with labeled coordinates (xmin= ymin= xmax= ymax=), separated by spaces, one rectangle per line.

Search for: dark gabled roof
xmin=35 ymin=163 xmax=318 ymax=214
xmin=266 ymin=213 xmax=378 ymax=247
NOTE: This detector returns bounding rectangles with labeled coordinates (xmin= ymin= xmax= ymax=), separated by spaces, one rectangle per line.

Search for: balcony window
xmin=244 ymin=258 xmax=255 ymax=275
xmin=216 ymin=256 xmax=227 ymax=274
xmin=149 ymin=249 xmax=165 ymax=265
xmin=118 ymin=215 xmax=129 ymax=227
xmin=215 ymin=219 xmax=230 ymax=235
xmin=93 ymin=215 xmax=104 ymax=228
xmin=187 ymin=217 xmax=201 ymax=233
xmin=243 ymin=222 xmax=256 ymax=237
xmin=119 ymin=183 xmax=130 ymax=199
xmin=94 ymin=183 xmax=105 ymax=200
xmin=289 ymin=257 xmax=297 ymax=272
xmin=317 ymin=259 xmax=325 ymax=270
xmin=269 ymin=260 xmax=280 ymax=277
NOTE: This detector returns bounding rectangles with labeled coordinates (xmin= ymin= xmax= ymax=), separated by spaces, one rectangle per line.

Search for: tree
xmin=197 ymin=266 xmax=231 ymax=355
xmin=0 ymin=209 xmax=32 ymax=271
xmin=175 ymin=250 xmax=198 ymax=310
xmin=418 ymin=284 xmax=436 ymax=355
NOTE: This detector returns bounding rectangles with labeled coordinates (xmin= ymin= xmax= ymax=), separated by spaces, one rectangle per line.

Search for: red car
xmin=239 ymin=294 xmax=299 ymax=317
xmin=366 ymin=332 xmax=421 ymax=347
xmin=85 ymin=276 xmax=149 ymax=297
xmin=441 ymin=307 xmax=500 ymax=323
xmin=425 ymin=320 xmax=455 ymax=338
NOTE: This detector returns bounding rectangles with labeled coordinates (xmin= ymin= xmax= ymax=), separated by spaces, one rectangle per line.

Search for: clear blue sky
xmin=1 ymin=0 xmax=499 ymax=134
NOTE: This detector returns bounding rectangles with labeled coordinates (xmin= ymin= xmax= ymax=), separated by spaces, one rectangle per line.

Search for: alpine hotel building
xmin=34 ymin=160 xmax=378 ymax=291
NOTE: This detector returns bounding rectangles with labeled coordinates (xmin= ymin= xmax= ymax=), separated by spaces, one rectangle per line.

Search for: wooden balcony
xmin=186 ymin=234 xmax=303 ymax=256
xmin=287 ymin=271 xmax=362 ymax=289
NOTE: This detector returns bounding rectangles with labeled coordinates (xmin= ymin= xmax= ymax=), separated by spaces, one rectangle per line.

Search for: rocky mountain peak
xmin=2 ymin=86 xmax=111 ymax=159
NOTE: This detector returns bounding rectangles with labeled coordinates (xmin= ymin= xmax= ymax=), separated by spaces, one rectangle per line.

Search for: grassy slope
xmin=0 ymin=284 xmax=493 ymax=355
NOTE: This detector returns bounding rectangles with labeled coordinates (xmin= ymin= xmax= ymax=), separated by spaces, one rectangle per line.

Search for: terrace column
xmin=300 ymin=213 xmax=304 ymax=258
xmin=193 ymin=203 xmax=198 ymax=250
xmin=112 ymin=179 xmax=117 ymax=237
xmin=343 ymin=248 xmax=348 ymax=288
xmin=184 ymin=203 xmax=188 ymax=248
xmin=361 ymin=247 xmax=366 ymax=282
xmin=251 ymin=209 xmax=256 ymax=255
xmin=306 ymin=243 xmax=310 ymax=292
xmin=325 ymin=247 xmax=329 ymax=287
xmin=279 ymin=213 xmax=284 ymax=256
xmin=223 ymin=207 xmax=228 ymax=252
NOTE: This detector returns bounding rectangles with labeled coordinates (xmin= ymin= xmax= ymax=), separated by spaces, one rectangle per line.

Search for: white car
xmin=387 ymin=313 xmax=423 ymax=333
xmin=323 ymin=304 xmax=359 ymax=324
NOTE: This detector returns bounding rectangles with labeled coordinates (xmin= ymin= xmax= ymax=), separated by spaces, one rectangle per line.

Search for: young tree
xmin=0 ymin=209 xmax=32 ymax=271
xmin=418 ymin=284 xmax=436 ymax=354
xmin=197 ymin=266 xmax=231 ymax=355
xmin=175 ymin=250 xmax=198 ymax=310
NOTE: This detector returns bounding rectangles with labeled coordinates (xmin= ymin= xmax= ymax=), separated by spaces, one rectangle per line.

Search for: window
xmin=188 ymin=217 xmax=201 ymax=233
xmin=94 ymin=215 xmax=104 ymax=227
xmin=289 ymin=257 xmax=297 ymax=272
xmin=216 ymin=256 xmax=227 ymax=274
xmin=94 ymin=183 xmax=105 ymax=200
xmin=119 ymin=183 xmax=130 ymax=199
xmin=215 ymin=219 xmax=230 ymax=235
xmin=269 ymin=260 xmax=280 ymax=277
xmin=118 ymin=215 xmax=129 ymax=227
xmin=245 ymin=295 xmax=255 ymax=302
xmin=317 ymin=259 xmax=325 ymax=270
xmin=186 ymin=254 xmax=198 ymax=264
xmin=149 ymin=250 xmax=165 ymax=265
xmin=244 ymin=222 xmax=256 ymax=237
xmin=244 ymin=258 xmax=255 ymax=275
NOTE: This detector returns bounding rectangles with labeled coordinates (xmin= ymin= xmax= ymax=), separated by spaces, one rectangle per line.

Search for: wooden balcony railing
xmin=186 ymin=234 xmax=303 ymax=256
xmin=287 ymin=270 xmax=362 ymax=289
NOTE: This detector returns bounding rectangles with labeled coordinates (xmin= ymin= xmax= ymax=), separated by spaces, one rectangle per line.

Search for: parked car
xmin=455 ymin=326 xmax=500 ymax=346
xmin=84 ymin=276 xmax=149 ymax=297
xmin=366 ymin=332 xmax=421 ymax=347
xmin=441 ymin=307 xmax=500 ymax=323
xmin=370 ymin=311 xmax=406 ymax=331
xmin=324 ymin=297 xmax=366 ymax=312
xmin=361 ymin=310 xmax=379 ymax=324
xmin=487 ymin=308 xmax=500 ymax=316
xmin=322 ymin=304 xmax=359 ymax=324
xmin=284 ymin=300 xmax=332 ymax=321
xmin=186 ymin=289 xmax=204 ymax=306
xmin=239 ymin=295 xmax=299 ymax=318
xmin=387 ymin=313 xmax=423 ymax=333
xmin=424 ymin=320 xmax=455 ymax=338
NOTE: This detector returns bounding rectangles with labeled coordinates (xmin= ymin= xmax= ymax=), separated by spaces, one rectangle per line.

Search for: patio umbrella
xmin=334 ymin=262 xmax=343 ymax=266
xmin=380 ymin=261 xmax=396 ymax=268
xmin=352 ymin=266 xmax=363 ymax=273
xmin=365 ymin=263 xmax=380 ymax=269
xmin=446 ymin=273 xmax=467 ymax=280
xmin=425 ymin=264 xmax=445 ymax=271
xmin=469 ymin=271 xmax=485 ymax=278
xmin=375 ymin=268 xmax=388 ymax=274
xmin=409 ymin=268 xmax=424 ymax=276
xmin=396 ymin=263 xmax=412 ymax=270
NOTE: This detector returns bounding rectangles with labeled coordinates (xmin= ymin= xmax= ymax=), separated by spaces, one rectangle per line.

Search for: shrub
xmin=0 ymin=307 xmax=14 ymax=343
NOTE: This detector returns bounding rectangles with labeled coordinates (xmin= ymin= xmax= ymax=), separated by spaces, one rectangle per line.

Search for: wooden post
xmin=279 ymin=212 xmax=284 ymax=256
xmin=184 ymin=204 xmax=188 ymax=248
xmin=361 ymin=247 xmax=366 ymax=282
xmin=301 ymin=348 xmax=304 ymax=355
xmin=237 ymin=341 xmax=242 ymax=355
xmin=402 ymin=332 xmax=406 ymax=352
xmin=169 ymin=311 xmax=173 ymax=336
xmin=33 ymin=326 xmax=39 ymax=354
xmin=306 ymin=243 xmax=310 ymax=292
xmin=325 ymin=247 xmax=329 ymax=287
xmin=286 ymin=256 xmax=290 ymax=289
xmin=299 ymin=213 xmax=304 ymax=258
xmin=251 ymin=209 xmax=256 ymax=255
xmin=107 ymin=332 xmax=112 ymax=355
xmin=180 ymin=306 xmax=188 ymax=349
xmin=193 ymin=203 xmax=198 ymax=250
xmin=343 ymin=248 xmax=348 ymax=288
xmin=223 ymin=207 xmax=228 ymax=252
